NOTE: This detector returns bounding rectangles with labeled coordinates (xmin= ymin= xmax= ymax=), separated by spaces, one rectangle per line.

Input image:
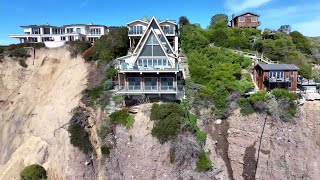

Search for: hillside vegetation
xmin=179 ymin=15 xmax=318 ymax=119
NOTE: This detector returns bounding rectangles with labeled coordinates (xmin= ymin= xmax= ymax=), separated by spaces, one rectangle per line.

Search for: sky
xmin=1 ymin=0 xmax=320 ymax=45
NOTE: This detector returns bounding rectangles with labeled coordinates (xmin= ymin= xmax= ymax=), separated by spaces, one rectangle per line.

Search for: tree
xmin=20 ymin=164 xmax=47 ymax=180
xmin=91 ymin=27 xmax=129 ymax=62
xmin=290 ymin=31 xmax=311 ymax=54
xmin=278 ymin=25 xmax=291 ymax=35
xmin=210 ymin=14 xmax=228 ymax=27
xmin=178 ymin=16 xmax=190 ymax=28
xmin=299 ymin=64 xmax=313 ymax=79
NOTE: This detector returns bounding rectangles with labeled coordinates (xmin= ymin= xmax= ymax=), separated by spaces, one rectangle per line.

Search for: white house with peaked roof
xmin=115 ymin=17 xmax=184 ymax=100
xmin=127 ymin=18 xmax=179 ymax=54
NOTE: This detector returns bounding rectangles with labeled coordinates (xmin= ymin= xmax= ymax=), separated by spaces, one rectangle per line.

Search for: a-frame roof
xmin=133 ymin=16 xmax=175 ymax=55
xmin=133 ymin=28 xmax=174 ymax=65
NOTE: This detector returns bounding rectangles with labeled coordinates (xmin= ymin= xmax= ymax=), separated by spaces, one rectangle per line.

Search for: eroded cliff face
xmin=227 ymin=102 xmax=320 ymax=180
xmin=0 ymin=48 xmax=95 ymax=179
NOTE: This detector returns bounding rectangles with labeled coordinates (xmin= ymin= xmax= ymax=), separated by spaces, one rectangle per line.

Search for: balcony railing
xmin=128 ymin=30 xmax=144 ymax=35
xmin=162 ymin=29 xmax=175 ymax=35
xmin=265 ymin=77 xmax=291 ymax=82
xmin=118 ymin=62 xmax=183 ymax=71
xmin=117 ymin=85 xmax=177 ymax=92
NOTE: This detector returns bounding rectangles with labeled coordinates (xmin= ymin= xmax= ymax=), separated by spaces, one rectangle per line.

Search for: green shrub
xmin=106 ymin=68 xmax=117 ymax=79
xmin=109 ymin=109 xmax=135 ymax=129
xmin=7 ymin=43 xmax=45 ymax=50
xmin=84 ymin=85 xmax=104 ymax=101
xmin=113 ymin=95 xmax=124 ymax=105
xmin=20 ymin=164 xmax=47 ymax=180
xmin=241 ymin=57 xmax=252 ymax=69
xmin=101 ymin=144 xmax=111 ymax=156
xmin=170 ymin=148 xmax=176 ymax=164
xmin=196 ymin=130 xmax=207 ymax=143
xmin=150 ymin=103 xmax=185 ymax=143
xmin=110 ymin=109 xmax=129 ymax=125
xmin=187 ymin=113 xmax=207 ymax=143
xmin=150 ymin=103 xmax=184 ymax=121
xmin=196 ymin=151 xmax=213 ymax=172
xmin=102 ymin=79 xmax=113 ymax=91
xmin=126 ymin=115 xmax=135 ymax=129
xmin=67 ymin=41 xmax=92 ymax=58
xmin=248 ymin=91 xmax=269 ymax=102
xmin=151 ymin=113 xmax=183 ymax=144
xmin=68 ymin=111 xmax=93 ymax=154
xmin=99 ymin=124 xmax=111 ymax=139
xmin=7 ymin=48 xmax=30 ymax=58
xmin=238 ymin=98 xmax=255 ymax=115
xmin=271 ymin=88 xmax=298 ymax=101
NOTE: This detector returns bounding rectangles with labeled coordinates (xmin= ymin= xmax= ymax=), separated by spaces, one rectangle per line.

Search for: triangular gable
xmin=133 ymin=16 xmax=174 ymax=54
xmin=133 ymin=28 xmax=174 ymax=65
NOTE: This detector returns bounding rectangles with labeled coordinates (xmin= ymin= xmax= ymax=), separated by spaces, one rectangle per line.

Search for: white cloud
xmin=293 ymin=17 xmax=320 ymax=37
xmin=225 ymin=0 xmax=273 ymax=13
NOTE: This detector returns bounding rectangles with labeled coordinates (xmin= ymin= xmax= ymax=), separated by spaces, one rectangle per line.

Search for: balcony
xmin=128 ymin=30 xmax=144 ymax=35
xmin=118 ymin=62 xmax=183 ymax=72
xmin=162 ymin=29 xmax=176 ymax=36
xmin=265 ymin=77 xmax=291 ymax=83
xmin=116 ymin=85 xmax=177 ymax=94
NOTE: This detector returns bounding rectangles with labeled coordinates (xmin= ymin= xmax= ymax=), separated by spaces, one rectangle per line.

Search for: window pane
xmin=153 ymin=45 xmax=165 ymax=56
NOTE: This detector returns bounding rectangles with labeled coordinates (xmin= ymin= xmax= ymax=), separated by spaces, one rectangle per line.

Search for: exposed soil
xmin=0 ymin=48 xmax=96 ymax=179
xmin=206 ymin=120 xmax=234 ymax=180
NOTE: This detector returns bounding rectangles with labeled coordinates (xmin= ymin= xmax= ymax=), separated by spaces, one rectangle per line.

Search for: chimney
xmin=231 ymin=14 xmax=235 ymax=28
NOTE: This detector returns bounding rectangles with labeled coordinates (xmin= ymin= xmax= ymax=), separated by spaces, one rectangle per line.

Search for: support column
xmin=174 ymin=36 xmax=179 ymax=54
xmin=40 ymin=28 xmax=44 ymax=34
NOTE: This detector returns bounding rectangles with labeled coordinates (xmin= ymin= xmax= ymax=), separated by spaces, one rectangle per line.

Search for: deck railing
xmin=128 ymin=30 xmax=144 ymax=35
xmin=118 ymin=62 xmax=183 ymax=71
xmin=117 ymin=85 xmax=177 ymax=92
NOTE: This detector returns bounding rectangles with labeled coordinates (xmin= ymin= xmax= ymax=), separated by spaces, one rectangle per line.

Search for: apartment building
xmin=9 ymin=23 xmax=108 ymax=44
xmin=115 ymin=17 xmax=184 ymax=100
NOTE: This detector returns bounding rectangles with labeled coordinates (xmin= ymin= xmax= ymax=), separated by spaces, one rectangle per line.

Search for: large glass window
xmin=140 ymin=34 xmax=166 ymax=57
xmin=76 ymin=28 xmax=81 ymax=33
xmin=160 ymin=77 xmax=174 ymax=90
xmin=32 ymin=28 xmax=40 ymax=34
xmin=269 ymin=71 xmax=284 ymax=78
xmin=144 ymin=77 xmax=157 ymax=90
xmin=43 ymin=28 xmax=50 ymax=34
xmin=129 ymin=26 xmax=143 ymax=34
xmin=67 ymin=28 xmax=73 ymax=33
xmin=128 ymin=77 xmax=141 ymax=90
xmin=90 ymin=28 xmax=101 ymax=35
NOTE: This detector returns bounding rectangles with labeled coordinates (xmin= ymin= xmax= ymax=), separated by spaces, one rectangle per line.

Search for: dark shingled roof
xmin=257 ymin=64 xmax=299 ymax=71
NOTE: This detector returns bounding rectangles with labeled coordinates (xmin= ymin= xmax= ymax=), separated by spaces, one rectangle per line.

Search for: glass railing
xmin=128 ymin=30 xmax=144 ymax=35
xmin=265 ymin=77 xmax=291 ymax=82
xmin=117 ymin=85 xmax=177 ymax=92
xmin=119 ymin=62 xmax=183 ymax=71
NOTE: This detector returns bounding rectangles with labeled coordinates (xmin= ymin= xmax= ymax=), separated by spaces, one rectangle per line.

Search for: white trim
xmin=133 ymin=16 xmax=174 ymax=54
xmin=159 ymin=20 xmax=177 ymax=25
xmin=133 ymin=28 xmax=173 ymax=65
xmin=127 ymin=20 xmax=149 ymax=25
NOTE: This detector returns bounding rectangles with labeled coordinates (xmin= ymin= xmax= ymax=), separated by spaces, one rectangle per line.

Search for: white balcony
xmin=118 ymin=62 xmax=183 ymax=73
xmin=116 ymin=85 xmax=178 ymax=94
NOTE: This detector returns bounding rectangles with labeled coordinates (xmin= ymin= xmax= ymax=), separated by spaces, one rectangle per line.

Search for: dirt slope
xmin=0 ymin=48 xmax=94 ymax=179
xmin=227 ymin=102 xmax=320 ymax=180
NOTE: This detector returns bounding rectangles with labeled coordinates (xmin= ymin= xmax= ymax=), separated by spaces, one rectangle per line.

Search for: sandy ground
xmin=0 ymin=48 xmax=94 ymax=179
xmin=227 ymin=102 xmax=320 ymax=180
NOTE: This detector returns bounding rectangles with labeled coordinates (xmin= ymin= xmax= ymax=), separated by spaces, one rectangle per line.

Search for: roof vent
xmin=89 ymin=22 xmax=93 ymax=25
